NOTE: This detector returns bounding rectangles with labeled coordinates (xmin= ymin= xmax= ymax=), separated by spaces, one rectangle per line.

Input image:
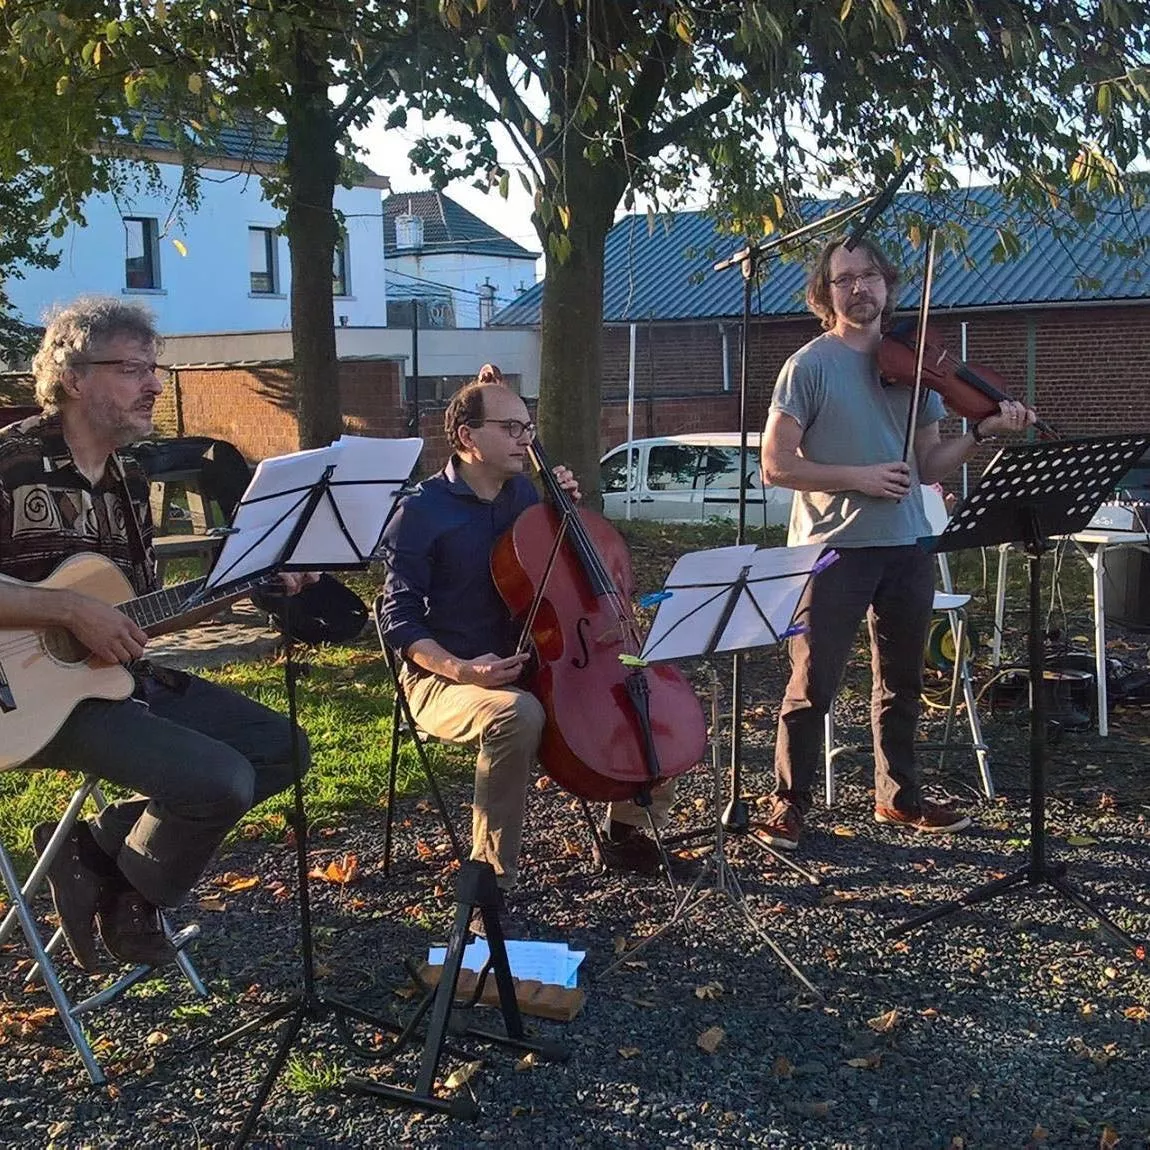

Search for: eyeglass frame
xmin=76 ymin=358 xmax=170 ymax=380
xmin=466 ymin=417 xmax=537 ymax=439
xmin=829 ymin=269 xmax=886 ymax=290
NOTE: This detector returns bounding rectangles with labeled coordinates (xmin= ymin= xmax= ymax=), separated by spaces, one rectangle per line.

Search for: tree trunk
xmin=285 ymin=40 xmax=341 ymax=450
xmin=536 ymin=161 xmax=621 ymax=508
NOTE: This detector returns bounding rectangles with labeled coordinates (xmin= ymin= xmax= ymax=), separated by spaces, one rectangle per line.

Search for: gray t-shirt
xmin=770 ymin=332 xmax=946 ymax=548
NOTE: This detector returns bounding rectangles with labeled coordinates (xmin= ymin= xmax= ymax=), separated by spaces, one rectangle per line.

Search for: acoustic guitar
xmin=0 ymin=552 xmax=263 ymax=770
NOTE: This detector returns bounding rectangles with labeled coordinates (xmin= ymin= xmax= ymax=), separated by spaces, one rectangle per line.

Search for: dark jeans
xmin=774 ymin=545 xmax=935 ymax=814
xmin=26 ymin=669 xmax=307 ymax=907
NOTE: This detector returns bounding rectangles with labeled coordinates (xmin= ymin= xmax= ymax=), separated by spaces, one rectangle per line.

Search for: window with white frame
xmin=332 ymin=232 xmax=350 ymax=296
xmin=249 ymin=226 xmax=279 ymax=294
xmin=124 ymin=217 xmax=160 ymax=290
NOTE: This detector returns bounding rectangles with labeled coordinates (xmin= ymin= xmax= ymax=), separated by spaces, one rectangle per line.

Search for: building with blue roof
xmin=493 ymin=187 xmax=1150 ymax=449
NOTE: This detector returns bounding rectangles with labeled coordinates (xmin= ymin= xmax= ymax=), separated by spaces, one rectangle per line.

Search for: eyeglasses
xmin=829 ymin=270 xmax=885 ymax=290
xmin=469 ymin=418 xmax=536 ymax=439
xmin=80 ymin=358 xmax=170 ymax=382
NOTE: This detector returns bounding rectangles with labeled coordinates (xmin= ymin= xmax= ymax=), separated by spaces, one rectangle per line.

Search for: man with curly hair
xmin=0 ymin=296 xmax=312 ymax=970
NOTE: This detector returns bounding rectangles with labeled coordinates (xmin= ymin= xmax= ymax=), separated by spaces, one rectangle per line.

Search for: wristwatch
xmin=971 ymin=420 xmax=997 ymax=445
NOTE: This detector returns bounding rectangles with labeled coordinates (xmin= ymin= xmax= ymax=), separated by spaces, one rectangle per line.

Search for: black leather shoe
xmin=595 ymin=822 xmax=664 ymax=875
xmin=32 ymin=821 xmax=108 ymax=972
xmin=96 ymin=888 xmax=177 ymax=968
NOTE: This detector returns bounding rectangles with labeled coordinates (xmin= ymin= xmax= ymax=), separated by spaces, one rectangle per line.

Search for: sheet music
xmin=641 ymin=542 xmax=825 ymax=661
xmin=203 ymin=435 xmax=422 ymax=592
xmin=426 ymin=939 xmax=586 ymax=988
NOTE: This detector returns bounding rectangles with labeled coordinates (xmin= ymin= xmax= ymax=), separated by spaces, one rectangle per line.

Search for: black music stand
xmin=889 ymin=434 xmax=1150 ymax=955
xmin=190 ymin=435 xmax=425 ymax=1148
xmin=603 ymin=541 xmax=837 ymax=996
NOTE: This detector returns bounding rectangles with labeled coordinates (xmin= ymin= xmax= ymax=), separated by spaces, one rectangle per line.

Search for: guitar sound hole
xmin=43 ymin=627 xmax=91 ymax=664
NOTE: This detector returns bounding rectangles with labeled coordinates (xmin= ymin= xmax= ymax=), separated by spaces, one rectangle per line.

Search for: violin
xmin=490 ymin=438 xmax=707 ymax=802
xmin=878 ymin=321 xmax=1058 ymax=439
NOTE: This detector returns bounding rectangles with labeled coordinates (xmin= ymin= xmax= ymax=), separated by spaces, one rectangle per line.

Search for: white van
xmin=599 ymin=432 xmax=793 ymax=527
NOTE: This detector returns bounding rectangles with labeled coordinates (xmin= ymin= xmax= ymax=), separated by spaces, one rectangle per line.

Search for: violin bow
xmin=901 ymin=225 xmax=939 ymax=464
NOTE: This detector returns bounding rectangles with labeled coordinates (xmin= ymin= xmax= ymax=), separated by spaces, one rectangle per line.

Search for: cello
xmin=491 ymin=439 xmax=707 ymax=802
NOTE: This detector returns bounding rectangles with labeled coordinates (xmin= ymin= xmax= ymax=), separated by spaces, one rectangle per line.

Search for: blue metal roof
xmin=492 ymin=185 xmax=1150 ymax=326
xmin=384 ymin=191 xmax=539 ymax=260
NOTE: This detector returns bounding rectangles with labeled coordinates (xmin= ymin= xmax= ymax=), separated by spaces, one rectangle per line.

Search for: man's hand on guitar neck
xmin=64 ymin=593 xmax=149 ymax=665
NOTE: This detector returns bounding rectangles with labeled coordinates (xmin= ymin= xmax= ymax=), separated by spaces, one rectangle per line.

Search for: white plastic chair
xmin=822 ymin=485 xmax=994 ymax=806
xmin=0 ymin=776 xmax=207 ymax=1084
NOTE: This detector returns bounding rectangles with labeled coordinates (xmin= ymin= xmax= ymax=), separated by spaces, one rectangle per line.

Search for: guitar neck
xmin=120 ymin=575 xmax=268 ymax=632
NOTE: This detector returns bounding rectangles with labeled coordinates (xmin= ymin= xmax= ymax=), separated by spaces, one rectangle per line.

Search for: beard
xmin=842 ymin=296 xmax=882 ymax=325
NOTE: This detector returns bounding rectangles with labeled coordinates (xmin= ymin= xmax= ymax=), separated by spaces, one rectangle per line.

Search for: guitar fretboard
xmin=119 ymin=576 xmax=266 ymax=630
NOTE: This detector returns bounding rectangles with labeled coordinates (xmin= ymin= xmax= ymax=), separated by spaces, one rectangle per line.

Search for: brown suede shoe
xmin=759 ymin=798 xmax=803 ymax=851
xmin=595 ymin=822 xmax=664 ymax=875
xmin=874 ymin=799 xmax=972 ymax=835
xmin=96 ymin=887 xmax=177 ymax=969
xmin=32 ymin=821 xmax=108 ymax=972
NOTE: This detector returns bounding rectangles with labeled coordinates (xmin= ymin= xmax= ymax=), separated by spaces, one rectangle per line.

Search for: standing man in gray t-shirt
xmin=758 ymin=235 xmax=1035 ymax=851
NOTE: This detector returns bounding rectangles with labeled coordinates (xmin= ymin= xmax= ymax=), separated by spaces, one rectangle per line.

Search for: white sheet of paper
xmin=426 ymin=940 xmax=586 ymax=989
xmin=205 ymin=435 xmax=422 ymax=590
xmin=641 ymin=541 xmax=825 ymax=661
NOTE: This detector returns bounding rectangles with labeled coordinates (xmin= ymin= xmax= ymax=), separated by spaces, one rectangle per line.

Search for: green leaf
xmin=1097 ymin=82 xmax=1112 ymax=116
xmin=187 ymin=73 xmax=203 ymax=95
xmin=498 ymin=170 xmax=509 ymax=199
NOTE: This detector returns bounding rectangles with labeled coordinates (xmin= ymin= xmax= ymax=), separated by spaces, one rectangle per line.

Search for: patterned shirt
xmin=0 ymin=411 xmax=157 ymax=595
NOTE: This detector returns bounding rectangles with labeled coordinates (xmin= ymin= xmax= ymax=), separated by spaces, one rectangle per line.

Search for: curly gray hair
xmin=31 ymin=296 xmax=161 ymax=410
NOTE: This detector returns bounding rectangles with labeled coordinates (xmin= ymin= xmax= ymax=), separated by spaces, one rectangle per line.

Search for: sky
xmin=352 ymin=108 xmax=546 ymax=276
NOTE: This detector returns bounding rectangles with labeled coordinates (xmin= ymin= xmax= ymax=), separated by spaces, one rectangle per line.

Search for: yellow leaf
xmin=839 ymin=0 xmax=853 ymax=19
xmin=443 ymin=1059 xmax=483 ymax=1090
xmin=618 ymin=1046 xmax=641 ymax=1059
xmin=218 ymin=874 xmax=259 ymax=893
xmin=172 ymin=238 xmax=187 ymax=257
xmin=187 ymin=73 xmax=203 ymax=95
xmin=514 ymin=1052 xmax=538 ymax=1071
xmin=145 ymin=1030 xmax=169 ymax=1046
xmin=557 ymin=204 xmax=571 ymax=230
xmin=309 ymin=853 xmax=360 ymax=885
xmin=55 ymin=75 xmax=71 ymax=96
xmin=1067 ymin=835 xmax=1098 ymax=847
xmin=697 ymin=1026 xmax=725 ymax=1054
xmin=867 ymin=1008 xmax=900 ymax=1033
xmin=831 ymin=825 xmax=856 ymax=837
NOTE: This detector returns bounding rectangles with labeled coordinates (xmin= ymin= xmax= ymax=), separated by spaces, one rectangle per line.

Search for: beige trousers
xmin=400 ymin=667 xmax=675 ymax=888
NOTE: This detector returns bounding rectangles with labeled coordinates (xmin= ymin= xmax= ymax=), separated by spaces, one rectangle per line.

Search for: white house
xmin=7 ymin=119 xmax=389 ymax=336
xmin=383 ymin=191 xmax=539 ymax=329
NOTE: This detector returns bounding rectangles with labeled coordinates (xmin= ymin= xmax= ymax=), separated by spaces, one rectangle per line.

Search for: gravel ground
xmin=2 ymin=645 xmax=1149 ymax=1149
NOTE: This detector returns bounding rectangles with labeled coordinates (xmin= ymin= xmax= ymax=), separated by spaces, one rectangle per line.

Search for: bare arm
xmin=0 ymin=578 xmax=148 ymax=664
xmin=405 ymin=637 xmax=529 ymax=688
xmin=761 ymin=410 xmax=911 ymax=499
xmin=915 ymin=400 xmax=1036 ymax=486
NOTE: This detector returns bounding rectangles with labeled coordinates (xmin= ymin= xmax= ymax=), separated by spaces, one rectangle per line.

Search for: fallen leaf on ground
xmin=0 ymin=1006 xmax=56 ymax=1040
xmin=511 ymin=1105 xmax=531 ymax=1117
xmin=1066 ymin=834 xmax=1098 ymax=847
xmin=1027 ymin=1124 xmax=1049 ymax=1145
xmin=443 ymin=1059 xmax=483 ymax=1090
xmin=216 ymin=872 xmax=259 ymax=893
xmin=819 ymin=890 xmax=853 ymax=907
xmin=1099 ymin=1125 xmax=1120 ymax=1149
xmin=772 ymin=1054 xmax=793 ymax=1079
xmin=618 ymin=1046 xmax=641 ymax=1059
xmin=534 ymin=776 xmax=551 ymax=791
xmin=831 ymin=825 xmax=856 ymax=837
xmin=309 ymin=853 xmax=359 ymax=885
xmin=514 ymin=1052 xmax=538 ymax=1071
xmin=414 ymin=840 xmax=435 ymax=861
xmin=196 ymin=897 xmax=227 ymax=913
xmin=697 ymin=1026 xmax=725 ymax=1054
xmin=145 ymin=1030 xmax=169 ymax=1046
xmin=562 ymin=838 xmax=582 ymax=858
xmin=622 ymin=959 xmax=648 ymax=970
xmin=1123 ymin=1005 xmax=1148 ymax=1021
xmin=920 ymin=1007 xmax=940 ymax=1020
xmin=694 ymin=982 xmax=724 ymax=1001
xmin=867 ymin=1008 xmax=900 ymax=1034
xmin=613 ymin=935 xmax=628 ymax=955
xmin=846 ymin=1051 xmax=883 ymax=1070
xmin=798 ymin=1100 xmax=830 ymax=1117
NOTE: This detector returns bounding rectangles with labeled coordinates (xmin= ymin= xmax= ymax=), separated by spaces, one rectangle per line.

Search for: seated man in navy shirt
xmin=377 ymin=378 xmax=671 ymax=891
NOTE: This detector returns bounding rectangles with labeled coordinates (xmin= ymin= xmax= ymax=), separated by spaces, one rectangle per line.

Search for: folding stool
xmin=0 ymin=775 xmax=207 ymax=1084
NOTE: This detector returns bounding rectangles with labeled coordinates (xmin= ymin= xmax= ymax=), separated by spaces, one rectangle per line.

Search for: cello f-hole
xmin=572 ymin=617 xmax=593 ymax=669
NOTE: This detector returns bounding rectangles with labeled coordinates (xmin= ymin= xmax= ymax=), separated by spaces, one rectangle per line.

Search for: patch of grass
xmin=282 ymin=1053 xmax=344 ymax=1094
